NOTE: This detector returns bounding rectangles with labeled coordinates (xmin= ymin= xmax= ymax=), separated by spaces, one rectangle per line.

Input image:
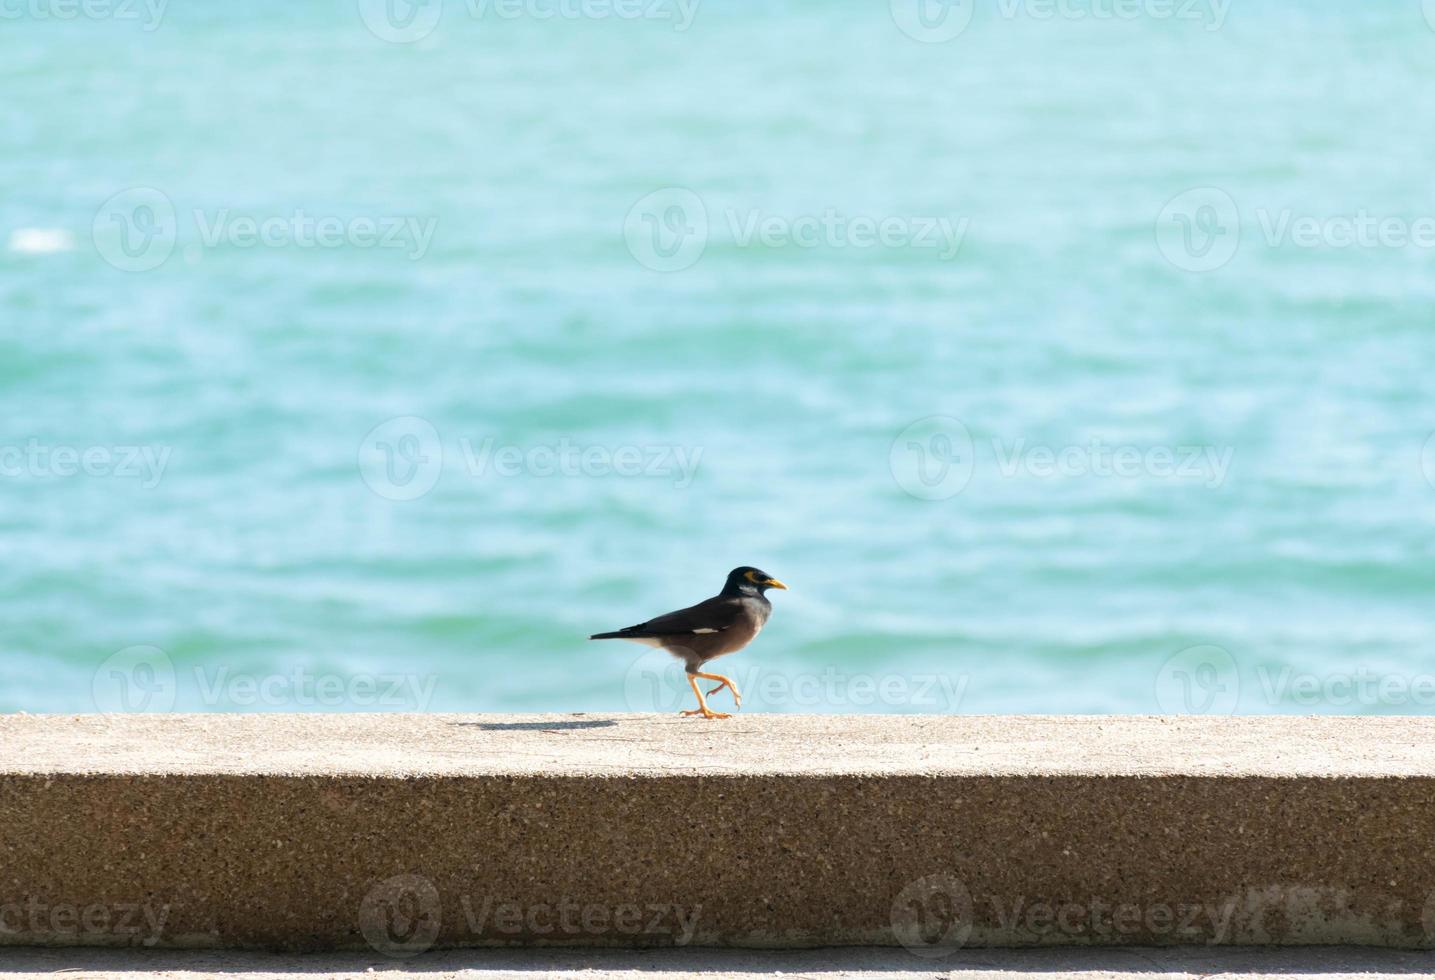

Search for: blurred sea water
xmin=3 ymin=0 xmax=1435 ymax=714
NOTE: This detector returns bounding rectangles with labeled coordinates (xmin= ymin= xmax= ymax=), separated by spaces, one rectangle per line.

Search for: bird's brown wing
xmin=589 ymin=595 xmax=740 ymax=640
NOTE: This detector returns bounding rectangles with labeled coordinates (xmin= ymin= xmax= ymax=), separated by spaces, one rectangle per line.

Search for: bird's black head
xmin=722 ymin=566 xmax=788 ymax=597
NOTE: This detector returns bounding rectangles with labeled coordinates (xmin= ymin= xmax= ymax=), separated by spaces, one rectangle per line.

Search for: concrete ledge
xmin=8 ymin=945 xmax=1435 ymax=978
xmin=3 ymin=714 xmax=1435 ymax=953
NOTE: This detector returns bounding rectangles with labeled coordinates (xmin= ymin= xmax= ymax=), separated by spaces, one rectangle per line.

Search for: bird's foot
xmin=701 ymin=673 xmax=743 ymax=708
xmin=705 ymin=682 xmax=742 ymax=708
xmin=684 ymin=672 xmax=735 ymax=718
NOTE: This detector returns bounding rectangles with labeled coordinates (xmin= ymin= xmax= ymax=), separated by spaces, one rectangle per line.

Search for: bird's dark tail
xmin=590 ymin=626 xmax=655 ymax=640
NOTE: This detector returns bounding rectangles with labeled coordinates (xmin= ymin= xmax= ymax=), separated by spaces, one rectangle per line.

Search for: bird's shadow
xmin=451 ymin=719 xmax=618 ymax=732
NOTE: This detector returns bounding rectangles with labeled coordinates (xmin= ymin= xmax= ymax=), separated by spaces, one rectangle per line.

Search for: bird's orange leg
xmin=696 ymin=671 xmax=742 ymax=708
xmin=680 ymin=673 xmax=731 ymax=719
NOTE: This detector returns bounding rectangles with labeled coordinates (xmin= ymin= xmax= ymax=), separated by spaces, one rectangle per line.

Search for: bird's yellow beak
xmin=765 ymin=578 xmax=788 ymax=590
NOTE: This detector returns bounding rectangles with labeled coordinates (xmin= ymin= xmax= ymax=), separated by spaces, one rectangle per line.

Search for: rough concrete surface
xmin=5 ymin=712 xmax=1435 ymax=778
xmin=2 ymin=714 xmax=1435 ymax=952
xmin=4 ymin=945 xmax=1435 ymax=978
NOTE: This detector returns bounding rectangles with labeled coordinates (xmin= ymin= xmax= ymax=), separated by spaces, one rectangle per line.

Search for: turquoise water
xmin=4 ymin=1 xmax=1435 ymax=715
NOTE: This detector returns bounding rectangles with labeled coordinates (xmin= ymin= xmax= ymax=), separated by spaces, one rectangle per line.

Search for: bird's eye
xmin=744 ymin=570 xmax=760 ymax=583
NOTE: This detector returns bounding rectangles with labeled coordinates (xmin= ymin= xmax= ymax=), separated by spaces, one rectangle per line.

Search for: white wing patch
xmin=693 ymin=628 xmax=719 ymax=634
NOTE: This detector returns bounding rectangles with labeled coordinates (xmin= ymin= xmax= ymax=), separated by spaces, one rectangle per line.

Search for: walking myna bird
xmin=589 ymin=566 xmax=788 ymax=719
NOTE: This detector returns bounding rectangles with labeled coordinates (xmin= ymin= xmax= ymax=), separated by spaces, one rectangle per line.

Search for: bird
xmin=589 ymin=566 xmax=788 ymax=719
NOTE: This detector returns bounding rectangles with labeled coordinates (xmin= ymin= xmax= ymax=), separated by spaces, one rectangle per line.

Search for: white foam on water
xmin=7 ymin=228 xmax=75 ymax=254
